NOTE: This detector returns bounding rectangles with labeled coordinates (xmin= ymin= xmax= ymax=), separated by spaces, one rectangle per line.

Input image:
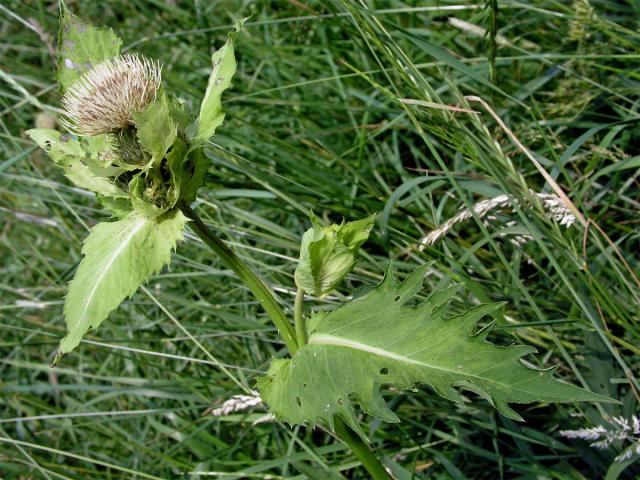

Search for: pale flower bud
xmin=295 ymin=213 xmax=375 ymax=298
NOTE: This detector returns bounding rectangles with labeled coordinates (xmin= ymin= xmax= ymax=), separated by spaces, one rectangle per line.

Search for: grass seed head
xmin=61 ymin=53 xmax=161 ymax=136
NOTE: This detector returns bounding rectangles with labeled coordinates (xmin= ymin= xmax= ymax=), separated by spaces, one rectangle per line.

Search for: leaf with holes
xmin=57 ymin=9 xmax=122 ymax=92
xmin=57 ymin=209 xmax=187 ymax=361
xmin=257 ymin=265 xmax=612 ymax=437
xmin=191 ymin=21 xmax=243 ymax=146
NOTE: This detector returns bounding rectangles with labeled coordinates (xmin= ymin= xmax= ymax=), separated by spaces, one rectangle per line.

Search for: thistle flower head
xmin=61 ymin=53 xmax=162 ymax=136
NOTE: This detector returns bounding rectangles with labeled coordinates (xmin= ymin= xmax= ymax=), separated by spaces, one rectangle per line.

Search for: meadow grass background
xmin=1 ymin=1 xmax=639 ymax=478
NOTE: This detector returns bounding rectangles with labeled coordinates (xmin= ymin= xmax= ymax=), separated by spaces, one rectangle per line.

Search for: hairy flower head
xmin=61 ymin=53 xmax=161 ymax=136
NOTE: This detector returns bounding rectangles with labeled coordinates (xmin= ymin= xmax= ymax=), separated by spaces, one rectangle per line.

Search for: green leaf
xmin=168 ymin=96 xmax=192 ymax=131
xmin=97 ymin=195 xmax=132 ymax=219
xmin=57 ymin=209 xmax=187 ymax=360
xmin=294 ymin=213 xmax=375 ymax=298
xmin=192 ymin=21 xmax=242 ymax=146
xmin=133 ymin=93 xmax=177 ymax=166
xmin=26 ymin=128 xmax=126 ymax=198
xmin=57 ymin=10 xmax=122 ymax=92
xmin=166 ymin=137 xmax=191 ymax=200
xmin=26 ymin=128 xmax=84 ymax=159
xmin=258 ymin=265 xmax=611 ymax=436
xmin=58 ymin=156 xmax=127 ymax=198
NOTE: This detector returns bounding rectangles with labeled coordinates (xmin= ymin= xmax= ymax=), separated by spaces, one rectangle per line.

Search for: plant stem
xmin=179 ymin=201 xmax=390 ymax=479
xmin=294 ymin=288 xmax=307 ymax=346
xmin=178 ymin=201 xmax=298 ymax=354
xmin=334 ymin=418 xmax=392 ymax=480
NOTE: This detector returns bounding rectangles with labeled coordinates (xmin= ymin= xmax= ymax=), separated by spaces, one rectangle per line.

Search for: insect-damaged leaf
xmin=192 ymin=21 xmax=243 ymax=146
xmin=57 ymin=10 xmax=122 ymax=92
xmin=257 ymin=265 xmax=612 ymax=437
xmin=56 ymin=209 xmax=187 ymax=361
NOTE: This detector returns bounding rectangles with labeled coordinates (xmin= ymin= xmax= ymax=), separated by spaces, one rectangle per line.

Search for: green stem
xmin=179 ymin=201 xmax=390 ymax=479
xmin=334 ymin=418 xmax=392 ymax=480
xmin=178 ymin=201 xmax=298 ymax=354
xmin=294 ymin=288 xmax=307 ymax=346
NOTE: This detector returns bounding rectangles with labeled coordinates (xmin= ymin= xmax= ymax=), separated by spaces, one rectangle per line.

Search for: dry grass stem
xmin=560 ymin=415 xmax=640 ymax=462
xmin=206 ymin=391 xmax=263 ymax=417
xmin=420 ymin=192 xmax=576 ymax=249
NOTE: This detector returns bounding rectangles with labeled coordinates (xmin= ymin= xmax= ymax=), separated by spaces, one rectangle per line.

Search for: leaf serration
xmin=258 ymin=265 xmax=611 ymax=437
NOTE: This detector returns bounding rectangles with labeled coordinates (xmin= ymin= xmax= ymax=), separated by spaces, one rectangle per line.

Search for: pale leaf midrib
xmin=308 ymin=333 xmax=524 ymax=393
xmin=75 ymin=217 xmax=147 ymax=328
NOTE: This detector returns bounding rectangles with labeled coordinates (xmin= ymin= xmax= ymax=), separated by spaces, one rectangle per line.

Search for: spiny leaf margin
xmin=56 ymin=209 xmax=187 ymax=361
xmin=257 ymin=265 xmax=611 ymax=437
xmin=191 ymin=20 xmax=243 ymax=146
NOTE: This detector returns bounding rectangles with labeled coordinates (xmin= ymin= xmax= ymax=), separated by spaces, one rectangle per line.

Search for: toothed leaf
xmin=257 ymin=265 xmax=611 ymax=437
xmin=192 ymin=21 xmax=242 ymax=146
xmin=26 ymin=128 xmax=126 ymax=198
xmin=57 ymin=209 xmax=187 ymax=360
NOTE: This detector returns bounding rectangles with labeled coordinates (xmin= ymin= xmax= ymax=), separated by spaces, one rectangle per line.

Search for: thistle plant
xmin=28 ymin=10 xmax=242 ymax=358
xmin=26 ymin=9 xmax=613 ymax=479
